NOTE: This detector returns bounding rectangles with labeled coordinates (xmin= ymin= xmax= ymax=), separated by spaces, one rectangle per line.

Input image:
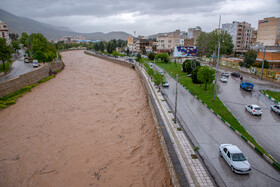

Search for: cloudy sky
xmin=1 ymin=0 xmax=280 ymax=35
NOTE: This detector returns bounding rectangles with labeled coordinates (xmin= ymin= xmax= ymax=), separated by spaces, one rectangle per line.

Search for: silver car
xmin=219 ymin=144 xmax=251 ymax=174
xmin=271 ymin=104 xmax=280 ymax=115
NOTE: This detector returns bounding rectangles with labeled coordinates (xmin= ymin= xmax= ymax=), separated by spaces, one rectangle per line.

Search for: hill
xmin=0 ymin=9 xmax=131 ymax=41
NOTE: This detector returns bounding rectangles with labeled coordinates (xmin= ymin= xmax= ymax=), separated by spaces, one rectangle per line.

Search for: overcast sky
xmin=2 ymin=0 xmax=280 ymax=35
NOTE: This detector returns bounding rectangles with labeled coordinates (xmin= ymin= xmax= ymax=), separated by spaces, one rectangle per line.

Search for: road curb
xmin=158 ymin=65 xmax=280 ymax=172
xmin=260 ymin=90 xmax=279 ymax=104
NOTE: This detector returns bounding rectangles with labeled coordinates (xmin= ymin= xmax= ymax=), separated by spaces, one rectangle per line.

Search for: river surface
xmin=0 ymin=50 xmax=171 ymax=186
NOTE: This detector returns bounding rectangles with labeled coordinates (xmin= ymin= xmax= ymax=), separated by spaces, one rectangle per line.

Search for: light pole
xmin=213 ymin=15 xmax=221 ymax=101
xmin=260 ymin=46 xmax=266 ymax=80
xmin=174 ymin=74 xmax=178 ymax=124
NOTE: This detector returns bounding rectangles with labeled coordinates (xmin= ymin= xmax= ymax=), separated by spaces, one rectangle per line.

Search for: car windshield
xmin=232 ymin=153 xmax=246 ymax=161
xmin=254 ymin=107 xmax=261 ymax=110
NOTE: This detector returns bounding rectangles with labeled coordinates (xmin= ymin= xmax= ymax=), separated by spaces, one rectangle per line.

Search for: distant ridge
xmin=0 ymin=9 xmax=131 ymax=41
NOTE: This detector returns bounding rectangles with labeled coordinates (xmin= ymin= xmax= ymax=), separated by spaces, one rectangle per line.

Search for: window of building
xmin=168 ymin=45 xmax=171 ymax=48
xmin=168 ymin=40 xmax=172 ymax=43
xmin=161 ymin=40 xmax=164 ymax=43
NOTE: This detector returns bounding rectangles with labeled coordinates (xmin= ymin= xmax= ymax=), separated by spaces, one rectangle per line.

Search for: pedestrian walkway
xmin=140 ymin=67 xmax=214 ymax=187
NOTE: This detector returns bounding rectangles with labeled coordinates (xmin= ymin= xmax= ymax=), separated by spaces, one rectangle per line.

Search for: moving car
xmin=231 ymin=72 xmax=240 ymax=77
xmin=219 ymin=144 xmax=251 ymax=174
xmin=240 ymin=82 xmax=254 ymax=91
xmin=221 ymin=72 xmax=229 ymax=77
xmin=271 ymin=105 xmax=280 ymax=115
xmin=162 ymin=80 xmax=169 ymax=87
xmin=32 ymin=60 xmax=39 ymax=68
xmin=245 ymin=104 xmax=262 ymax=116
xmin=220 ymin=76 xmax=228 ymax=82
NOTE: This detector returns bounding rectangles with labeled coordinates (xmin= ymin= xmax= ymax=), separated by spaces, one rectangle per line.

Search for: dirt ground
xmin=0 ymin=50 xmax=172 ymax=186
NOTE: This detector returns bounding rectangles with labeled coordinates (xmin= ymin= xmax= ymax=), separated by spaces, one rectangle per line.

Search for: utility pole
xmin=174 ymin=74 xmax=178 ymax=124
xmin=260 ymin=46 xmax=266 ymax=80
xmin=213 ymin=15 xmax=221 ymax=101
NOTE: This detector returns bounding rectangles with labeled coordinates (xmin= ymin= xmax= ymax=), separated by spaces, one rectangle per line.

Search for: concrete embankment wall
xmin=0 ymin=62 xmax=64 ymax=98
xmin=84 ymin=51 xmax=180 ymax=186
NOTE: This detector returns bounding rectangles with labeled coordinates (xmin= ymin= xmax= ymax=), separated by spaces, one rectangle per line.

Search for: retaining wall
xmin=0 ymin=62 xmax=64 ymax=98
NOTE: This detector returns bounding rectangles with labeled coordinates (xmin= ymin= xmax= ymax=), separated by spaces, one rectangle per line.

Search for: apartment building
xmin=135 ymin=37 xmax=153 ymax=54
xmin=222 ymin=21 xmax=253 ymax=52
xmin=127 ymin=35 xmax=136 ymax=53
xmin=187 ymin=26 xmax=202 ymax=45
xmin=156 ymin=30 xmax=180 ymax=53
xmin=0 ymin=21 xmax=10 ymax=44
xmin=257 ymin=17 xmax=280 ymax=46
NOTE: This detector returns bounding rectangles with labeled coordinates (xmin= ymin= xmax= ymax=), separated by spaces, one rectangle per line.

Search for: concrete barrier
xmin=0 ymin=61 xmax=64 ymax=98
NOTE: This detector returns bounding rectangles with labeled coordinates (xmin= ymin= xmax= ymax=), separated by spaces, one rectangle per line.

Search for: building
xmin=251 ymin=29 xmax=258 ymax=46
xmin=135 ymin=38 xmax=153 ymax=54
xmin=59 ymin=35 xmax=86 ymax=43
xmin=0 ymin=21 xmax=10 ymax=44
xmin=187 ymin=26 xmax=201 ymax=45
xmin=222 ymin=21 xmax=254 ymax=52
xmin=156 ymin=30 xmax=180 ymax=53
xmin=256 ymin=46 xmax=280 ymax=69
xmin=184 ymin=38 xmax=194 ymax=46
xmin=127 ymin=35 xmax=136 ymax=53
xmin=257 ymin=17 xmax=280 ymax=46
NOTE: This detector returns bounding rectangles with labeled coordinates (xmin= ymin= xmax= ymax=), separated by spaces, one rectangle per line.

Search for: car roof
xmin=251 ymin=104 xmax=260 ymax=108
xmin=222 ymin=144 xmax=242 ymax=153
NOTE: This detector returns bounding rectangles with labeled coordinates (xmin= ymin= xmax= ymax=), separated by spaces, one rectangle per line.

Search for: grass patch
xmin=194 ymin=146 xmax=200 ymax=151
xmin=0 ymin=61 xmax=11 ymax=74
xmin=177 ymin=127 xmax=182 ymax=131
xmin=0 ymin=75 xmax=56 ymax=109
xmin=155 ymin=61 xmax=280 ymax=168
xmin=263 ymin=90 xmax=280 ymax=102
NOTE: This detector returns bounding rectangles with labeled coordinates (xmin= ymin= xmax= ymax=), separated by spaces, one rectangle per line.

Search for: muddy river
xmin=0 ymin=50 xmax=171 ymax=186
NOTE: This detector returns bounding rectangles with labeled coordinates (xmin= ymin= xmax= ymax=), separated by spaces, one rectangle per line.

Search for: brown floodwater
xmin=0 ymin=50 xmax=172 ymax=186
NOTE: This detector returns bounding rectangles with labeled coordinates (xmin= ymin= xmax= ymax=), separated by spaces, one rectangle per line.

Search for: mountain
xmin=0 ymin=9 xmax=131 ymax=41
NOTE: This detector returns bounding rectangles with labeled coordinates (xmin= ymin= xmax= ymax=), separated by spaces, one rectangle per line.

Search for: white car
xmin=162 ymin=81 xmax=169 ymax=87
xmin=219 ymin=144 xmax=251 ymax=174
xmin=32 ymin=60 xmax=39 ymax=68
xmin=271 ymin=105 xmax=280 ymax=115
xmin=221 ymin=72 xmax=230 ymax=77
xmin=220 ymin=76 xmax=228 ymax=82
xmin=245 ymin=104 xmax=262 ymax=116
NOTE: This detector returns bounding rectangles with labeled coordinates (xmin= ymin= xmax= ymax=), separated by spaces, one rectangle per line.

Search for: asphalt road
xmin=217 ymin=71 xmax=280 ymax=163
xmin=0 ymin=50 xmax=34 ymax=83
xmin=159 ymin=69 xmax=280 ymax=187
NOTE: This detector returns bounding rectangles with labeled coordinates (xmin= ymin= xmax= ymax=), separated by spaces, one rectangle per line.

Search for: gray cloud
xmin=1 ymin=0 xmax=280 ymax=35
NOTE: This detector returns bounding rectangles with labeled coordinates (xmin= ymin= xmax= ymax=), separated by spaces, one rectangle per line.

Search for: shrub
xmin=191 ymin=67 xmax=202 ymax=84
xmin=148 ymin=52 xmax=155 ymax=60
xmin=155 ymin=53 xmax=169 ymax=63
xmin=183 ymin=59 xmax=201 ymax=74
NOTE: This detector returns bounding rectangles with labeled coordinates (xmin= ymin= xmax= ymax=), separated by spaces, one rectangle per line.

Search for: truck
xmin=240 ymin=82 xmax=254 ymax=91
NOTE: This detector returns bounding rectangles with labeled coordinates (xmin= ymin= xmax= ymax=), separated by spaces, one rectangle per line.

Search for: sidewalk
xmin=140 ymin=66 xmax=215 ymax=187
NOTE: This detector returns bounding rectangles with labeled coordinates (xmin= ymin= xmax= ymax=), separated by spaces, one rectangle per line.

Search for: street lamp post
xmin=213 ymin=15 xmax=221 ymax=101
xmin=174 ymin=74 xmax=178 ymax=124
xmin=260 ymin=46 xmax=266 ymax=80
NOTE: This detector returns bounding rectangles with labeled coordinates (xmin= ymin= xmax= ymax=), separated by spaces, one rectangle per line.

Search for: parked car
xmin=158 ymin=70 xmax=164 ymax=75
xmin=32 ymin=60 xmax=39 ymax=68
xmin=245 ymin=104 xmax=262 ymax=116
xmin=219 ymin=144 xmax=251 ymax=174
xmin=24 ymin=57 xmax=29 ymax=63
xmin=162 ymin=80 xmax=169 ymax=87
xmin=240 ymin=82 xmax=254 ymax=91
xmin=271 ymin=105 xmax=280 ymax=115
xmin=221 ymin=72 xmax=229 ymax=77
xmin=220 ymin=76 xmax=228 ymax=82
xmin=231 ymin=72 xmax=240 ymax=77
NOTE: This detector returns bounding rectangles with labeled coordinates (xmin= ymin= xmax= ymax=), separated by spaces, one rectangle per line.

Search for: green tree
xmin=197 ymin=66 xmax=215 ymax=90
xmin=33 ymin=50 xmax=47 ymax=62
xmin=148 ymin=52 xmax=155 ymax=60
xmin=136 ymin=53 xmax=141 ymax=62
xmin=112 ymin=50 xmax=119 ymax=57
xmin=243 ymin=49 xmax=257 ymax=68
xmin=20 ymin=32 xmax=29 ymax=48
xmin=9 ymin=33 xmax=19 ymax=42
xmin=11 ymin=40 xmax=20 ymax=53
xmin=126 ymin=48 xmax=130 ymax=55
xmin=0 ymin=38 xmax=12 ymax=70
xmin=155 ymin=53 xmax=169 ymax=63
xmin=154 ymin=72 xmax=165 ymax=91
xmin=196 ymin=32 xmax=209 ymax=57
xmin=196 ymin=30 xmax=234 ymax=57
xmin=183 ymin=59 xmax=201 ymax=74
xmin=191 ymin=67 xmax=202 ymax=84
